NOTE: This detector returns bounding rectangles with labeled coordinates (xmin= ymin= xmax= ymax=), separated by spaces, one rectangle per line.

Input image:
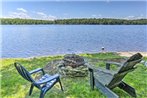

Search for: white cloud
xmin=36 ymin=12 xmax=46 ymax=16
xmin=127 ymin=16 xmax=136 ymax=19
xmin=45 ymin=15 xmax=57 ymax=20
xmin=9 ymin=12 xmax=31 ymax=19
xmin=36 ymin=12 xmax=56 ymax=20
xmin=124 ymin=15 xmax=145 ymax=20
xmin=5 ymin=8 xmax=56 ymax=20
xmin=91 ymin=14 xmax=102 ymax=18
xmin=7 ymin=8 xmax=30 ymax=19
xmin=7 ymin=10 xmax=56 ymax=20
xmin=17 ymin=8 xmax=27 ymax=13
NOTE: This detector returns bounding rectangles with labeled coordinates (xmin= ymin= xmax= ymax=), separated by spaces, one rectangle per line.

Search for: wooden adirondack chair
xmin=88 ymin=53 xmax=143 ymax=98
xmin=14 ymin=62 xmax=63 ymax=98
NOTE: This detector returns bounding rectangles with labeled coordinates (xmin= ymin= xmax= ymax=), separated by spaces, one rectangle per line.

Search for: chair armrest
xmin=106 ymin=61 xmax=122 ymax=70
xmin=106 ymin=61 xmax=122 ymax=66
xmin=87 ymin=63 xmax=115 ymax=74
xmin=29 ymin=68 xmax=45 ymax=75
xmin=36 ymin=74 xmax=59 ymax=84
xmin=97 ymin=68 xmax=116 ymax=75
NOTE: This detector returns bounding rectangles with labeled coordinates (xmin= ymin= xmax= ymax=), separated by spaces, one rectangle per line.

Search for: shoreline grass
xmin=1 ymin=51 xmax=147 ymax=59
xmin=1 ymin=52 xmax=147 ymax=98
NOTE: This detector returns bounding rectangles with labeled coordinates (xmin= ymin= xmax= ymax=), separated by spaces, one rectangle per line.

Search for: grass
xmin=1 ymin=52 xmax=147 ymax=98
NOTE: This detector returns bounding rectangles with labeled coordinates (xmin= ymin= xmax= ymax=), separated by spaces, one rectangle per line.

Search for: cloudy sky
xmin=1 ymin=0 xmax=147 ymax=20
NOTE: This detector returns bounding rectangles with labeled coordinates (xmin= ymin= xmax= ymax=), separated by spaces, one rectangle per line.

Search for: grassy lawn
xmin=1 ymin=52 xmax=147 ymax=98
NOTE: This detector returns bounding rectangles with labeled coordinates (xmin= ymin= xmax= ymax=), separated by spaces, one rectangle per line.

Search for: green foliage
xmin=81 ymin=52 xmax=123 ymax=59
xmin=1 ymin=53 xmax=147 ymax=98
xmin=55 ymin=18 xmax=147 ymax=25
xmin=1 ymin=18 xmax=147 ymax=25
xmin=0 ymin=18 xmax=54 ymax=25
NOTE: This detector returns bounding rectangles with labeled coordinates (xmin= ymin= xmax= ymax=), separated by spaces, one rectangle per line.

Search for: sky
xmin=1 ymin=0 xmax=147 ymax=20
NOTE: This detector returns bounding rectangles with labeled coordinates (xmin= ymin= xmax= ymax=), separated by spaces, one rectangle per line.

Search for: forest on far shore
xmin=1 ymin=18 xmax=147 ymax=25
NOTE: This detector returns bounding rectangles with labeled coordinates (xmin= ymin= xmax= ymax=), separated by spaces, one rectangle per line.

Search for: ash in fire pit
xmin=58 ymin=54 xmax=88 ymax=77
xmin=63 ymin=54 xmax=85 ymax=68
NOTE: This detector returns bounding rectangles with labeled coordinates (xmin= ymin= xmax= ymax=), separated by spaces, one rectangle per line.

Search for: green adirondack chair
xmin=88 ymin=53 xmax=143 ymax=98
xmin=14 ymin=62 xmax=63 ymax=98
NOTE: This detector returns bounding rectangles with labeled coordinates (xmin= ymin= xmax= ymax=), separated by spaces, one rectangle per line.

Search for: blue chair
xmin=14 ymin=62 xmax=63 ymax=98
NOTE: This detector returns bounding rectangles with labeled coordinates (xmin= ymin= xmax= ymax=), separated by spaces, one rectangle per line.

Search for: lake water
xmin=1 ymin=25 xmax=147 ymax=58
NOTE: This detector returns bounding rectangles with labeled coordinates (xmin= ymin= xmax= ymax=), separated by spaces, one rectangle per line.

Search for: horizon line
xmin=1 ymin=17 xmax=147 ymax=20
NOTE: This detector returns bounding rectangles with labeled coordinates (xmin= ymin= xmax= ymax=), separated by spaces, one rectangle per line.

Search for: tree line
xmin=1 ymin=18 xmax=147 ymax=25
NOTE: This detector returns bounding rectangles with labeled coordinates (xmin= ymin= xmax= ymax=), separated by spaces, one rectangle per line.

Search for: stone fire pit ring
xmin=58 ymin=54 xmax=88 ymax=77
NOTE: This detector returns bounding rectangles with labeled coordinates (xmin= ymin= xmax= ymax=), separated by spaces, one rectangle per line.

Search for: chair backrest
xmin=107 ymin=53 xmax=143 ymax=89
xmin=118 ymin=53 xmax=143 ymax=73
xmin=14 ymin=62 xmax=34 ymax=83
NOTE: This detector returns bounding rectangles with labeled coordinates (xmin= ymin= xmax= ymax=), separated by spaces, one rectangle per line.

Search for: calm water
xmin=1 ymin=25 xmax=147 ymax=58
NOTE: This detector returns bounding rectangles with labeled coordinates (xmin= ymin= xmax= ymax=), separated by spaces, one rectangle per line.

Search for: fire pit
xmin=58 ymin=54 xmax=88 ymax=77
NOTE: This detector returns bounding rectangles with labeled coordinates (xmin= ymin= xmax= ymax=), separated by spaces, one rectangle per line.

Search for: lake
xmin=1 ymin=25 xmax=147 ymax=58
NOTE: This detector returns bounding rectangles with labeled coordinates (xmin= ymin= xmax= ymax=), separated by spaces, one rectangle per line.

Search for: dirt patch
xmin=117 ymin=52 xmax=147 ymax=57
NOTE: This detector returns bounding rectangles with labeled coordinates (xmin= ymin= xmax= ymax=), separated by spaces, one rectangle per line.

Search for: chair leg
xmin=59 ymin=78 xmax=64 ymax=91
xmin=118 ymin=81 xmax=137 ymax=97
xmin=29 ymin=84 xmax=34 ymax=96
xmin=95 ymin=79 xmax=119 ymax=98
xmin=40 ymin=91 xmax=45 ymax=98
xmin=89 ymin=68 xmax=94 ymax=90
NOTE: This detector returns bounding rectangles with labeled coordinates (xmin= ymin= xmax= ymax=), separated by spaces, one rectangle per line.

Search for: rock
xmin=57 ymin=54 xmax=88 ymax=77
xmin=58 ymin=64 xmax=88 ymax=77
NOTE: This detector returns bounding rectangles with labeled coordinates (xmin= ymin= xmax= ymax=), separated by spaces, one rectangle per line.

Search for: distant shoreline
xmin=1 ymin=51 xmax=147 ymax=59
xmin=1 ymin=18 xmax=147 ymax=25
